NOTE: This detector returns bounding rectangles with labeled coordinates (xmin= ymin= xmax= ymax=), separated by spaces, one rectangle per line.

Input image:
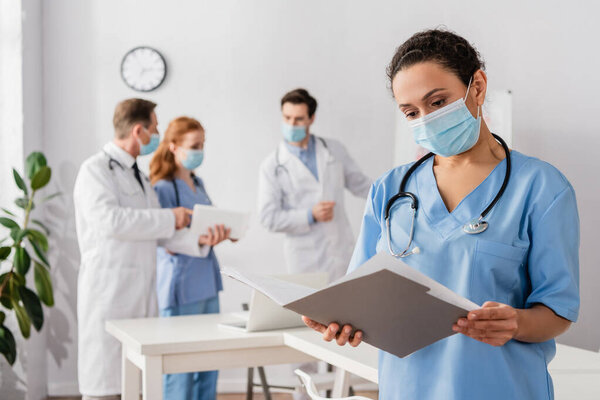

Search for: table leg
xmin=258 ymin=366 xmax=272 ymax=400
xmin=122 ymin=345 xmax=140 ymax=400
xmin=246 ymin=368 xmax=254 ymax=400
xmin=142 ymin=355 xmax=163 ymax=400
xmin=332 ymin=367 xmax=351 ymax=398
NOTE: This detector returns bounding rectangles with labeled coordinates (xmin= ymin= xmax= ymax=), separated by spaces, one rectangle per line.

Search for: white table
xmin=106 ymin=313 xmax=370 ymax=400
xmin=107 ymin=313 xmax=600 ymax=400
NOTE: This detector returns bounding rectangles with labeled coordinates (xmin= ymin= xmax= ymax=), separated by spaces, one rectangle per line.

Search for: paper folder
xmin=222 ymin=252 xmax=479 ymax=358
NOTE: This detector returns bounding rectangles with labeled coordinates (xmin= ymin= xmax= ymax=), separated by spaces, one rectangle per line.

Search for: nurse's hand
xmin=301 ymin=316 xmax=363 ymax=347
xmin=198 ymin=224 xmax=231 ymax=246
xmin=452 ymin=301 xmax=519 ymax=347
xmin=312 ymin=201 xmax=336 ymax=222
xmin=172 ymin=207 xmax=193 ymax=229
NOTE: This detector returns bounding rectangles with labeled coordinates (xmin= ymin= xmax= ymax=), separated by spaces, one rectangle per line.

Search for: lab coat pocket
xmin=470 ymin=239 xmax=527 ymax=306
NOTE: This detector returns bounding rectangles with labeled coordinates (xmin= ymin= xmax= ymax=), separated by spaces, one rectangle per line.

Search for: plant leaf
xmin=40 ymin=192 xmax=62 ymax=204
xmin=27 ymin=229 xmax=48 ymax=252
xmin=18 ymin=287 xmax=43 ymax=331
xmin=31 ymin=219 xmax=50 ymax=235
xmin=13 ymin=169 xmax=28 ymax=195
xmin=15 ymin=198 xmax=32 ymax=210
xmin=30 ymin=239 xmax=49 ymax=268
xmin=10 ymin=228 xmax=27 ymax=244
xmin=0 ymin=273 xmax=12 ymax=310
xmin=25 ymin=152 xmax=47 ymax=180
xmin=14 ymin=247 xmax=31 ymax=275
xmin=0 ymin=247 xmax=11 ymax=260
xmin=11 ymin=298 xmax=31 ymax=339
xmin=1 ymin=208 xmax=16 ymax=217
xmin=9 ymin=272 xmax=25 ymax=287
xmin=0 ymin=217 xmax=18 ymax=230
xmin=34 ymin=262 xmax=54 ymax=306
xmin=0 ymin=325 xmax=17 ymax=365
xmin=31 ymin=166 xmax=51 ymax=190
xmin=0 ymin=311 xmax=4 ymax=326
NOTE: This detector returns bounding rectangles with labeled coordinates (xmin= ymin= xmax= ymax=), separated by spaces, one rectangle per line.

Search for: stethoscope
xmin=103 ymin=150 xmax=151 ymax=191
xmin=104 ymin=151 xmax=125 ymax=171
xmin=385 ymin=133 xmax=511 ymax=258
xmin=171 ymin=175 xmax=211 ymax=207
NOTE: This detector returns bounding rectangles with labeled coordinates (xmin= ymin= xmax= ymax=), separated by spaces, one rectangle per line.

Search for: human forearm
xmin=514 ymin=304 xmax=571 ymax=343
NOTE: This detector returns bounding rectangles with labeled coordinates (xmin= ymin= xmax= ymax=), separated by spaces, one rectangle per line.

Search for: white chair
xmin=294 ymin=369 xmax=373 ymax=400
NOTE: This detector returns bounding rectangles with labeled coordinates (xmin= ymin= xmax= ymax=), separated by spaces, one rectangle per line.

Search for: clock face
xmin=120 ymin=46 xmax=167 ymax=92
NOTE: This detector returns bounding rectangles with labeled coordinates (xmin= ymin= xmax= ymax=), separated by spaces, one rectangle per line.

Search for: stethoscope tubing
xmin=385 ymin=133 xmax=510 ymax=257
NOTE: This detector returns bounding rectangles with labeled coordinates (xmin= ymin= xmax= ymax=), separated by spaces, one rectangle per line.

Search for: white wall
xmin=38 ymin=0 xmax=600 ymax=394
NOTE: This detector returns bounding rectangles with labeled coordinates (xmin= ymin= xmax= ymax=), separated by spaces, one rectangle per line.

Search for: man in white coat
xmin=258 ymin=88 xmax=371 ymax=399
xmin=73 ymin=99 xmax=218 ymax=400
xmin=258 ymin=88 xmax=372 ymax=282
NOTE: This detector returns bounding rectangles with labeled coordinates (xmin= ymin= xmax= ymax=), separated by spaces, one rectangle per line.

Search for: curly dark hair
xmin=386 ymin=29 xmax=485 ymax=90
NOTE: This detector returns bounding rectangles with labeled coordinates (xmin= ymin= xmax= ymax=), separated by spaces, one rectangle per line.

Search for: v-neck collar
xmin=174 ymin=178 xmax=198 ymax=195
xmin=415 ymin=155 xmax=508 ymax=239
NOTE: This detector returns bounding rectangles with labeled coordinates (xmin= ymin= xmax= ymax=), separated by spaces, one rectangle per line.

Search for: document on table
xmin=190 ymin=204 xmax=250 ymax=240
xmin=221 ymin=252 xmax=479 ymax=358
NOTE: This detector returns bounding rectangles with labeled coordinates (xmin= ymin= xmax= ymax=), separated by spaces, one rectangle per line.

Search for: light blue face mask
xmin=139 ymin=132 xmax=160 ymax=156
xmin=408 ymin=79 xmax=481 ymax=157
xmin=282 ymin=122 xmax=307 ymax=143
xmin=179 ymin=148 xmax=204 ymax=170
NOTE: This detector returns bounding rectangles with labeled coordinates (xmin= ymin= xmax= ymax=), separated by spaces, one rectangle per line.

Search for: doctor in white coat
xmin=73 ymin=99 xmax=219 ymax=400
xmin=258 ymin=88 xmax=372 ymax=282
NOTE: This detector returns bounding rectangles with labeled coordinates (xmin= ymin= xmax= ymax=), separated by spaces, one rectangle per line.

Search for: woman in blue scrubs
xmin=150 ymin=116 xmax=231 ymax=400
xmin=303 ymin=29 xmax=579 ymax=399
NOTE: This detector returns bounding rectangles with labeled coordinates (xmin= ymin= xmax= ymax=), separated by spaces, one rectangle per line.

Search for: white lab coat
xmin=258 ymin=136 xmax=371 ymax=282
xmin=73 ymin=142 xmax=208 ymax=396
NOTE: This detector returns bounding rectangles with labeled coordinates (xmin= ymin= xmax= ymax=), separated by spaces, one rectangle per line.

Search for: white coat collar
xmin=103 ymin=141 xmax=137 ymax=169
xmin=277 ymin=135 xmax=327 ymax=165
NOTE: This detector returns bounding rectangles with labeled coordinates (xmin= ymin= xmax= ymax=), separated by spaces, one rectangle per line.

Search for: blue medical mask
xmin=408 ymin=79 xmax=481 ymax=157
xmin=139 ymin=132 xmax=160 ymax=156
xmin=282 ymin=123 xmax=307 ymax=143
xmin=179 ymin=148 xmax=204 ymax=170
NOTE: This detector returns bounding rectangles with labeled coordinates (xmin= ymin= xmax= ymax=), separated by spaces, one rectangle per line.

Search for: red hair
xmin=150 ymin=116 xmax=204 ymax=185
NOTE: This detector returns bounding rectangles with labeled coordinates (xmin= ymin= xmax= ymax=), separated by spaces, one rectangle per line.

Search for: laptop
xmin=220 ymin=272 xmax=329 ymax=332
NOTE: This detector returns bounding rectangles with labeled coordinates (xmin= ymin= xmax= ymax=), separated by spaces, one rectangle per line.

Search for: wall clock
xmin=120 ymin=46 xmax=167 ymax=92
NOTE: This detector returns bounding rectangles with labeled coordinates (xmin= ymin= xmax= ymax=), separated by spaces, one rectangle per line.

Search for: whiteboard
xmin=394 ymin=90 xmax=513 ymax=166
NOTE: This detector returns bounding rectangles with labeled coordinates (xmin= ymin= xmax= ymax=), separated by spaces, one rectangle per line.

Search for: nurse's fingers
xmin=206 ymin=227 xmax=215 ymax=245
xmin=468 ymin=304 xmax=516 ymax=321
xmin=323 ymin=323 xmax=340 ymax=342
xmin=349 ymin=330 xmax=363 ymax=347
xmin=473 ymin=333 xmax=514 ymax=347
xmin=467 ymin=319 xmax=518 ymax=332
xmin=336 ymin=324 xmax=353 ymax=346
xmin=215 ymin=225 xmax=225 ymax=241
xmin=302 ymin=316 xmax=327 ymax=333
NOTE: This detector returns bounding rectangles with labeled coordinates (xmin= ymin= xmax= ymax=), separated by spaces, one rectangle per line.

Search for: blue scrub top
xmin=154 ymin=177 xmax=223 ymax=310
xmin=348 ymin=150 xmax=579 ymax=400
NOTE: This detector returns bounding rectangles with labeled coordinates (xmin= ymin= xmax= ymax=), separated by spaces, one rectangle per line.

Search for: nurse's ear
xmin=470 ymin=69 xmax=488 ymax=108
xmin=168 ymin=141 xmax=177 ymax=155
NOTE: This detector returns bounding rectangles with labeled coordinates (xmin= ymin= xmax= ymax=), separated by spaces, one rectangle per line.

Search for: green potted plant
xmin=0 ymin=151 xmax=58 ymax=365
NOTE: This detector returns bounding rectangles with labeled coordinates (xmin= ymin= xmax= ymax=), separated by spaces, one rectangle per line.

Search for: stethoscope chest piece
xmin=463 ymin=218 xmax=489 ymax=234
